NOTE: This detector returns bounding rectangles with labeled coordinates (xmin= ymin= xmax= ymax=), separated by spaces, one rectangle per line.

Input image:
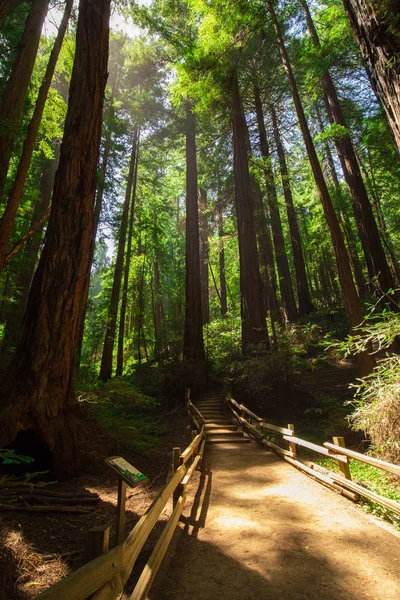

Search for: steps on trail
xmin=195 ymin=395 xmax=250 ymax=444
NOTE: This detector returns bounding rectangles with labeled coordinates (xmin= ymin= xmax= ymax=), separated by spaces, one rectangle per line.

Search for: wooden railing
xmin=36 ymin=390 xmax=205 ymax=600
xmin=226 ymin=394 xmax=400 ymax=516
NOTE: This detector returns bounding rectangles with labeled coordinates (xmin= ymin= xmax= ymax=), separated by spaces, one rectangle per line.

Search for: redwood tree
xmin=183 ymin=101 xmax=205 ymax=363
xmin=230 ymin=70 xmax=268 ymax=352
xmin=0 ymin=0 xmax=49 ymax=198
xmin=0 ymin=0 xmax=111 ymax=479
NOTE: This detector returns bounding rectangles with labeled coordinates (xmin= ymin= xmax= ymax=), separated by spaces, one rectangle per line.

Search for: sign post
xmin=105 ymin=456 xmax=148 ymax=545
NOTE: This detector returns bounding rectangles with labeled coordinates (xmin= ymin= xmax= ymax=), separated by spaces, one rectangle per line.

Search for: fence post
xmin=85 ymin=525 xmax=110 ymax=563
xmin=172 ymin=447 xmax=181 ymax=508
xmin=288 ymin=424 xmax=296 ymax=459
xmin=333 ymin=436 xmax=352 ymax=480
xmin=116 ymin=480 xmax=127 ymax=545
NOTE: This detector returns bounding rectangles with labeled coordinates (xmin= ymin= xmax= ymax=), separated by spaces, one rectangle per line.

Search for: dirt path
xmin=152 ymin=441 xmax=400 ymax=600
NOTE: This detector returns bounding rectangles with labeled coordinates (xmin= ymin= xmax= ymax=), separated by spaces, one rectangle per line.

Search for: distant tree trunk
xmin=116 ymin=129 xmax=139 ymax=376
xmin=251 ymin=176 xmax=282 ymax=327
xmin=183 ymin=101 xmax=205 ymax=364
xmin=0 ymin=0 xmax=49 ymax=199
xmin=229 ymin=70 xmax=268 ymax=352
xmin=270 ymin=104 xmax=314 ymax=315
xmin=2 ymin=151 xmax=58 ymax=352
xmin=152 ymin=210 xmax=163 ymax=362
xmin=267 ymin=0 xmax=374 ymax=375
xmin=0 ymin=0 xmax=110 ymax=479
xmin=217 ymin=206 xmax=228 ymax=317
xmin=301 ymin=0 xmax=396 ymax=301
xmin=0 ymin=0 xmax=72 ymax=273
xmin=314 ymin=105 xmax=367 ymax=296
xmin=341 ymin=0 xmax=400 ymax=157
xmin=198 ymin=188 xmax=210 ymax=325
xmin=100 ymin=132 xmax=137 ymax=381
xmin=253 ymin=86 xmax=297 ymax=322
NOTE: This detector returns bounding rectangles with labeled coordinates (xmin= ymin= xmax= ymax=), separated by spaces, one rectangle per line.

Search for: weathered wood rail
xmin=35 ymin=389 xmax=205 ymax=600
xmin=226 ymin=394 xmax=400 ymax=516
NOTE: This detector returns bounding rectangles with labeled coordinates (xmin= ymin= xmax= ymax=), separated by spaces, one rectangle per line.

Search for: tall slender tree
xmin=0 ymin=0 xmax=49 ymax=198
xmin=0 ymin=0 xmax=111 ymax=478
xmin=183 ymin=101 xmax=205 ymax=363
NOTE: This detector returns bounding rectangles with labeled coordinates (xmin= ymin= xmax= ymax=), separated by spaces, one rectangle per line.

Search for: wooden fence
xmin=36 ymin=390 xmax=205 ymax=600
xmin=226 ymin=394 xmax=400 ymax=516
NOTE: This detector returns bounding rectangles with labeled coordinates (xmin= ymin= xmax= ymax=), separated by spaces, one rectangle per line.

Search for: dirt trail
xmin=152 ymin=441 xmax=400 ymax=600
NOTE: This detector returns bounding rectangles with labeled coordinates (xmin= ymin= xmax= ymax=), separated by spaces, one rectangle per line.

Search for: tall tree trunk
xmin=0 ymin=0 xmax=49 ymax=199
xmin=253 ymin=85 xmax=297 ymax=322
xmin=217 ymin=206 xmax=228 ymax=317
xmin=0 ymin=0 xmax=72 ymax=273
xmin=0 ymin=0 xmax=110 ymax=479
xmin=183 ymin=101 xmax=205 ymax=364
xmin=341 ymin=0 xmax=400 ymax=157
xmin=251 ymin=176 xmax=282 ymax=326
xmin=267 ymin=0 xmax=374 ymax=375
xmin=152 ymin=210 xmax=163 ymax=362
xmin=270 ymin=103 xmax=314 ymax=315
xmin=198 ymin=188 xmax=210 ymax=325
xmin=100 ymin=132 xmax=137 ymax=381
xmin=314 ymin=104 xmax=367 ymax=296
xmin=301 ymin=0 xmax=396 ymax=301
xmin=2 ymin=149 xmax=59 ymax=352
xmin=116 ymin=129 xmax=139 ymax=376
xmin=229 ymin=70 xmax=268 ymax=352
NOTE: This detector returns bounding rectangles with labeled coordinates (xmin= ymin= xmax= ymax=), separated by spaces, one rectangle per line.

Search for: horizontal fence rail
xmin=226 ymin=394 xmax=400 ymax=516
xmin=36 ymin=389 xmax=205 ymax=600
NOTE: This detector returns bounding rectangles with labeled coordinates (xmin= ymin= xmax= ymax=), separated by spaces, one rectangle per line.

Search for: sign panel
xmin=105 ymin=456 xmax=148 ymax=488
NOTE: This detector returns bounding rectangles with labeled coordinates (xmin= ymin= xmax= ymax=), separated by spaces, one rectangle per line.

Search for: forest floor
xmin=0 ymin=381 xmax=192 ymax=600
xmin=151 ymin=441 xmax=400 ymax=600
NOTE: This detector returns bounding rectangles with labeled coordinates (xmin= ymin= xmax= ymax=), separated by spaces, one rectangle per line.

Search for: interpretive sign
xmin=105 ymin=456 xmax=148 ymax=488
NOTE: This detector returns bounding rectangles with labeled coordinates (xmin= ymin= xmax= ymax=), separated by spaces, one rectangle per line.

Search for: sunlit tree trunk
xmin=253 ymin=85 xmax=297 ymax=322
xmin=183 ymin=101 xmax=205 ymax=363
xmin=230 ymin=70 xmax=268 ymax=352
xmin=100 ymin=132 xmax=137 ymax=380
xmin=0 ymin=0 xmax=72 ymax=273
xmin=267 ymin=0 xmax=374 ymax=375
xmin=270 ymin=104 xmax=314 ymax=315
xmin=0 ymin=0 xmax=49 ymax=199
xmin=217 ymin=205 xmax=228 ymax=317
xmin=0 ymin=0 xmax=111 ymax=479
xmin=116 ymin=130 xmax=139 ymax=375
xmin=153 ymin=210 xmax=163 ymax=362
xmin=198 ymin=187 xmax=210 ymax=325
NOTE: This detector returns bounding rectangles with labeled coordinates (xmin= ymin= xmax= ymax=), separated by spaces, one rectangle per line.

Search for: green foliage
xmin=0 ymin=449 xmax=34 ymax=465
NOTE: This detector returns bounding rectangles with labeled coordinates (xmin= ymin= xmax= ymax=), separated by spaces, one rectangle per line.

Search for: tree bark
xmin=198 ymin=188 xmax=210 ymax=325
xmin=341 ymin=0 xmax=400 ymax=157
xmin=0 ymin=0 xmax=110 ymax=479
xmin=183 ymin=101 xmax=205 ymax=363
xmin=152 ymin=210 xmax=163 ymax=362
xmin=0 ymin=0 xmax=49 ymax=199
xmin=314 ymin=103 xmax=367 ymax=297
xmin=229 ymin=70 xmax=268 ymax=352
xmin=253 ymin=85 xmax=297 ymax=322
xmin=301 ymin=0 xmax=396 ymax=301
xmin=2 ymin=150 xmax=58 ymax=352
xmin=270 ymin=103 xmax=314 ymax=315
xmin=100 ymin=132 xmax=137 ymax=381
xmin=0 ymin=0 xmax=72 ymax=273
xmin=116 ymin=129 xmax=139 ymax=376
xmin=267 ymin=0 xmax=374 ymax=375
xmin=217 ymin=205 xmax=228 ymax=316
